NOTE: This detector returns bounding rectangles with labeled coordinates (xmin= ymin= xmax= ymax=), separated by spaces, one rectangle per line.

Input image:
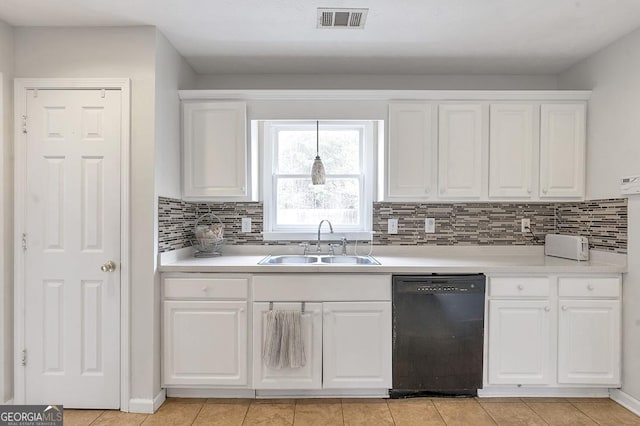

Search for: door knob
xmin=101 ymin=260 xmax=117 ymax=272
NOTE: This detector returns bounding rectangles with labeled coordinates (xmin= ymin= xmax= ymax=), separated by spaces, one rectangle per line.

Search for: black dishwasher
xmin=391 ymin=274 xmax=485 ymax=398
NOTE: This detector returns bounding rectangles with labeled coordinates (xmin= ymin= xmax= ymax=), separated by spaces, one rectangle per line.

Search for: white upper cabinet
xmin=489 ymin=104 xmax=536 ymax=198
xmin=387 ymin=103 xmax=436 ymax=199
xmin=182 ymin=101 xmax=250 ymax=200
xmin=438 ymin=104 xmax=484 ymax=199
xmin=539 ymin=103 xmax=586 ymax=198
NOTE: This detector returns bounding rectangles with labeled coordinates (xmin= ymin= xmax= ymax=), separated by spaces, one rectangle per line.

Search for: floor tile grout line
xmin=385 ymin=400 xmax=396 ymax=426
xmin=567 ymin=401 xmax=606 ymax=426
xmin=189 ymin=403 xmax=205 ymax=426
xmin=239 ymin=400 xmax=250 ymax=426
xmin=86 ymin=410 xmax=106 ymax=426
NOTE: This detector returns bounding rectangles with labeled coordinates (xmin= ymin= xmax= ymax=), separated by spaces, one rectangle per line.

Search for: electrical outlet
xmin=241 ymin=217 xmax=252 ymax=233
xmin=521 ymin=218 xmax=531 ymax=233
xmin=425 ymin=218 xmax=435 ymax=233
xmin=388 ymin=218 xmax=398 ymax=234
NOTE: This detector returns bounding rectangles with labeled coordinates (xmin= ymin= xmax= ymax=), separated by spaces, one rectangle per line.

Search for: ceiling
xmin=1 ymin=0 xmax=640 ymax=75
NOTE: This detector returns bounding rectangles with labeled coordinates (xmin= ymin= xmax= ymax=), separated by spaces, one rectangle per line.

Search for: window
xmin=261 ymin=121 xmax=376 ymax=239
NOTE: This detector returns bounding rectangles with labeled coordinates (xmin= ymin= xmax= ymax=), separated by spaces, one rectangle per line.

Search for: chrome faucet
xmin=316 ymin=219 xmax=334 ymax=252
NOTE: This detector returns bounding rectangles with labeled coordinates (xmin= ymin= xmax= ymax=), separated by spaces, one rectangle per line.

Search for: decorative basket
xmin=192 ymin=212 xmax=225 ymax=257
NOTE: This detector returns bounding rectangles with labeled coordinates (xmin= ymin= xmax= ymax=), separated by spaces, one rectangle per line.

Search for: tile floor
xmin=63 ymin=397 xmax=640 ymax=426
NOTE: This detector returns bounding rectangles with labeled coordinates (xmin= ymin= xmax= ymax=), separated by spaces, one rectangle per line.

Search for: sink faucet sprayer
xmin=316 ymin=220 xmax=334 ymax=252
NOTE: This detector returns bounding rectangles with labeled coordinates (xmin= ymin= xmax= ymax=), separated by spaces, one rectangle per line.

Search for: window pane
xmin=277 ymin=130 xmax=315 ymax=174
xmin=277 ymin=128 xmax=361 ymax=174
xmin=319 ymin=130 xmax=361 ymax=174
xmin=276 ymin=178 xmax=360 ymax=226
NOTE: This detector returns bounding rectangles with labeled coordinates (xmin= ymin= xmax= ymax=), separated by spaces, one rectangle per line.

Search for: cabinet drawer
xmin=164 ymin=277 xmax=248 ymax=299
xmin=559 ymin=277 xmax=620 ymax=298
xmin=489 ymin=277 xmax=550 ymax=297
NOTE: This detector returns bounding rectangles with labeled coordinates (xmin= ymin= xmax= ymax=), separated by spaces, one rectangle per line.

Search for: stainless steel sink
xmin=258 ymin=254 xmax=380 ymax=265
xmin=319 ymin=255 xmax=380 ymax=265
xmin=258 ymin=255 xmax=318 ymax=264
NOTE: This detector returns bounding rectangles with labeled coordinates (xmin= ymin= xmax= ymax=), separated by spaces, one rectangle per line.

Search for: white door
xmin=558 ymin=299 xmax=621 ymax=385
xmin=24 ymin=89 xmax=121 ymax=408
xmin=539 ymin=103 xmax=586 ymax=198
xmin=387 ymin=103 xmax=436 ymax=199
xmin=163 ymin=300 xmax=247 ymax=386
xmin=489 ymin=104 xmax=535 ymax=198
xmin=487 ymin=300 xmax=553 ymax=385
xmin=252 ymin=302 xmax=322 ymax=389
xmin=438 ymin=104 xmax=484 ymax=198
xmin=323 ymin=302 xmax=392 ymax=389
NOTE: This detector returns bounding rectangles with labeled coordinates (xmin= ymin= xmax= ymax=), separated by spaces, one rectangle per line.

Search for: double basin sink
xmin=259 ymin=254 xmax=380 ymax=265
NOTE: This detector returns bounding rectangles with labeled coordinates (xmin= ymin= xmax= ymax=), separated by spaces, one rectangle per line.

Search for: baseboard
xmin=128 ymin=389 xmax=166 ymax=414
xmin=610 ymin=389 xmax=640 ymax=416
xmin=478 ymin=387 xmax=610 ymax=398
xmin=256 ymin=389 xmax=389 ymax=399
xmin=167 ymin=388 xmax=255 ymax=398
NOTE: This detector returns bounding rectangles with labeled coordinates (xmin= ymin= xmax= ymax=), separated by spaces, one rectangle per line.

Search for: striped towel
xmin=262 ymin=310 xmax=306 ymax=369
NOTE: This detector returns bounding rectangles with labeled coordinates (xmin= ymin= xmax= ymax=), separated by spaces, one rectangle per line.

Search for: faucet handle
xmin=298 ymin=242 xmax=309 ymax=255
xmin=340 ymin=237 xmax=348 ymax=255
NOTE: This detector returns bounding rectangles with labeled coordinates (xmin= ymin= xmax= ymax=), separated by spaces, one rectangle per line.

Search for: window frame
xmin=261 ymin=120 xmax=376 ymax=241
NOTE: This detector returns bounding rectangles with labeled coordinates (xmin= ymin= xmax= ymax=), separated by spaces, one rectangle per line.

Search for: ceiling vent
xmin=317 ymin=8 xmax=368 ymax=29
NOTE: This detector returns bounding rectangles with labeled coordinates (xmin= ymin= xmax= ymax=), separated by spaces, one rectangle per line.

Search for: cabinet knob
xmin=425 ymin=187 xmax=430 ymax=194
xmin=562 ymin=305 xmax=568 ymax=311
xmin=544 ymin=306 xmax=551 ymax=312
xmin=440 ymin=187 xmax=445 ymax=195
xmin=527 ymin=188 xmax=532 ymax=194
xmin=517 ymin=284 xmax=524 ymax=290
xmin=542 ymin=188 xmax=548 ymax=194
xmin=587 ymin=284 xmax=594 ymax=291
xmin=240 ymin=308 xmax=245 ymax=313
xmin=201 ymin=286 xmax=207 ymax=292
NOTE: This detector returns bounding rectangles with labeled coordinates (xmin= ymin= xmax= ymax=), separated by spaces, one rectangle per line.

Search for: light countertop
xmin=158 ymin=246 xmax=626 ymax=275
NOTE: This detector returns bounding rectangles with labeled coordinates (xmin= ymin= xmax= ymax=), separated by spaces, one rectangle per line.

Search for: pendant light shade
xmin=311 ymin=120 xmax=326 ymax=185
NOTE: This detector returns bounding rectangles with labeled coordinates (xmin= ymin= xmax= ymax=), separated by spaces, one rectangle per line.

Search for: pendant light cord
xmin=316 ymin=120 xmax=319 ymax=156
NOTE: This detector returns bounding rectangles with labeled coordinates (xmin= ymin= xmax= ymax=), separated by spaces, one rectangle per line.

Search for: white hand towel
xmin=262 ymin=310 xmax=306 ymax=369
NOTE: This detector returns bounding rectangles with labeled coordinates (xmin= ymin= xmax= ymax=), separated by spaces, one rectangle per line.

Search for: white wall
xmin=0 ymin=18 xmax=15 ymax=404
xmin=14 ymin=26 xmax=159 ymax=407
xmin=559 ymin=26 xmax=640 ymax=401
xmin=153 ymin=31 xmax=196 ymax=396
xmin=194 ymin=73 xmax=558 ymax=90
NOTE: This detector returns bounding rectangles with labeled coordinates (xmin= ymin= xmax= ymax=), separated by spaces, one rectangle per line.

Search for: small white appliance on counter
xmin=545 ymin=234 xmax=589 ymax=261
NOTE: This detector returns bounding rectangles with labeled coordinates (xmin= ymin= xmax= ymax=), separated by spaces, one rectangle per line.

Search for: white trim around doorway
xmin=13 ymin=78 xmax=131 ymax=411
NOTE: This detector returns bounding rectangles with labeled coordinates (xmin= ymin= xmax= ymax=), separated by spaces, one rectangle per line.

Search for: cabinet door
xmin=387 ymin=103 xmax=435 ymax=199
xmin=489 ymin=104 xmax=535 ymax=198
xmin=488 ymin=299 xmax=552 ymax=385
xmin=182 ymin=101 xmax=248 ymax=200
xmin=323 ymin=302 xmax=392 ymax=389
xmin=252 ymin=302 xmax=323 ymax=389
xmin=539 ymin=103 xmax=585 ymax=198
xmin=558 ymin=299 xmax=621 ymax=385
xmin=438 ymin=104 xmax=484 ymax=198
xmin=163 ymin=300 xmax=247 ymax=386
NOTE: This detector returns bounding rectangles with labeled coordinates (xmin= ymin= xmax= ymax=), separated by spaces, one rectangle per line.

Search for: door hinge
xmin=21 ymin=349 xmax=27 ymax=366
xmin=22 ymin=233 xmax=27 ymax=251
xmin=22 ymin=115 xmax=27 ymax=134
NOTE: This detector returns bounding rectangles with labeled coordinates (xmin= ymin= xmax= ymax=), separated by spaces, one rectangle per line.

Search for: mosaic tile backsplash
xmin=158 ymin=197 xmax=628 ymax=254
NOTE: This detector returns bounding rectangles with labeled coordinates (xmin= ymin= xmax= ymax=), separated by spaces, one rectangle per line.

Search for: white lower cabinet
xmin=558 ymin=299 xmax=621 ymax=385
xmin=252 ymin=302 xmax=323 ymax=389
xmin=488 ymin=299 xmax=552 ymax=384
xmin=163 ymin=300 xmax=248 ymax=386
xmin=322 ymin=302 xmax=392 ymax=389
xmin=162 ymin=275 xmax=249 ymax=387
xmin=486 ymin=274 xmax=621 ymax=389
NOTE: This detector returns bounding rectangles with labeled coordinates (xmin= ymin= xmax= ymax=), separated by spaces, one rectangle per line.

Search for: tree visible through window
xmin=263 ymin=121 xmax=374 ymax=235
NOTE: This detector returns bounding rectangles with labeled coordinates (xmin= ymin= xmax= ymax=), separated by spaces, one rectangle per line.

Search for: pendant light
xmin=311 ymin=120 xmax=326 ymax=185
